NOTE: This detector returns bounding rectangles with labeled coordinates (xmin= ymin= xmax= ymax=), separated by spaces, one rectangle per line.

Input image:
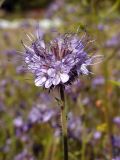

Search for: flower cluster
xmin=23 ymin=29 xmax=103 ymax=89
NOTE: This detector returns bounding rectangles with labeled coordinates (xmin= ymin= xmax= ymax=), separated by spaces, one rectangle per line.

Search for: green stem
xmin=59 ymin=85 xmax=68 ymax=160
xmin=103 ymin=60 xmax=113 ymax=159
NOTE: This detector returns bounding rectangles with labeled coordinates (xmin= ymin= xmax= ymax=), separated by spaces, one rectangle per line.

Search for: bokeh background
xmin=0 ymin=0 xmax=120 ymax=160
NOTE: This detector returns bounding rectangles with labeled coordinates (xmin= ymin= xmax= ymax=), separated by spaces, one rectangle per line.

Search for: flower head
xmin=23 ymin=28 xmax=103 ymax=89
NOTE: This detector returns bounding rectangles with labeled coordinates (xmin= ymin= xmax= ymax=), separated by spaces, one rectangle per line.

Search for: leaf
xmin=55 ymin=97 xmax=62 ymax=106
xmin=109 ymin=80 xmax=120 ymax=87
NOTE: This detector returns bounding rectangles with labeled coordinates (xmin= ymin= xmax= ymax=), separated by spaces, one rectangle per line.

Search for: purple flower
xmin=82 ymin=97 xmax=91 ymax=106
xmin=111 ymin=135 xmax=120 ymax=159
xmin=28 ymin=104 xmax=56 ymax=124
xmin=105 ymin=33 xmax=120 ymax=48
xmin=14 ymin=149 xmax=35 ymax=160
xmin=93 ymin=131 xmax=102 ymax=140
xmin=112 ymin=156 xmax=120 ymax=160
xmin=68 ymin=112 xmax=82 ymax=140
xmin=97 ymin=24 xmax=105 ymax=31
xmin=97 ymin=23 xmax=108 ymax=31
xmin=92 ymin=76 xmax=105 ymax=87
xmin=45 ymin=0 xmax=64 ymax=18
xmin=23 ymin=28 xmax=103 ymax=89
xmin=16 ymin=65 xmax=26 ymax=74
xmin=112 ymin=135 xmax=120 ymax=148
xmin=3 ymin=49 xmax=17 ymax=56
xmin=13 ymin=117 xmax=23 ymax=128
xmin=113 ymin=116 xmax=120 ymax=125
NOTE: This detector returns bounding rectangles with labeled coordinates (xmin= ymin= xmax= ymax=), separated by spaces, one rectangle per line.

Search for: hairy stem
xmin=59 ymin=85 xmax=68 ymax=160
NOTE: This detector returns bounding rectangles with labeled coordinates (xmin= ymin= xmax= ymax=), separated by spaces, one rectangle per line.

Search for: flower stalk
xmin=59 ymin=85 xmax=68 ymax=160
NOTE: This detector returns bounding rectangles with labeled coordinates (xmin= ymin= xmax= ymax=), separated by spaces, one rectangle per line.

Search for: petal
xmin=45 ymin=79 xmax=52 ymax=88
xmin=28 ymin=64 xmax=39 ymax=71
xmin=35 ymin=76 xmax=46 ymax=86
xmin=36 ymin=69 xmax=47 ymax=75
xmin=31 ymin=55 xmax=40 ymax=62
xmin=47 ymin=68 xmax=56 ymax=77
xmin=61 ymin=64 xmax=70 ymax=73
xmin=60 ymin=73 xmax=69 ymax=83
xmin=53 ymin=75 xmax=60 ymax=85
xmin=85 ymin=55 xmax=104 ymax=65
xmin=80 ymin=64 xmax=89 ymax=75
xmin=25 ymin=57 xmax=30 ymax=63
xmin=40 ymin=40 xmax=45 ymax=49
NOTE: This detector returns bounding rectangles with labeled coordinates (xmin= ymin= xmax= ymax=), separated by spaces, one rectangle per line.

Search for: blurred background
xmin=0 ymin=0 xmax=120 ymax=160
